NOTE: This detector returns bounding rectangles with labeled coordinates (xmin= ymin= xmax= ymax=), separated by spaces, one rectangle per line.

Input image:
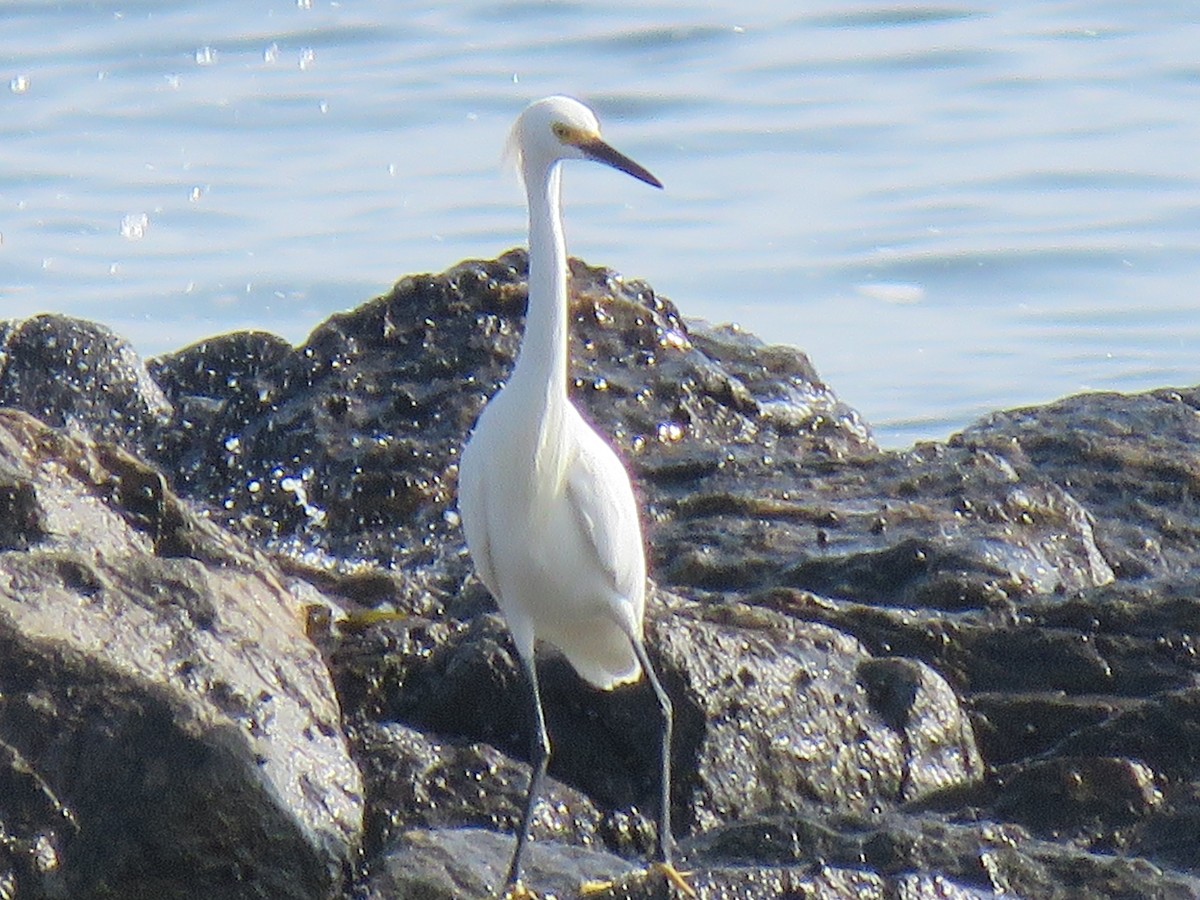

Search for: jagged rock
xmin=351 ymin=720 xmax=606 ymax=861
xmin=650 ymin=441 xmax=1114 ymax=601
xmin=959 ymin=388 xmax=1200 ymax=580
xmin=3 ymin=254 xmax=1200 ymax=899
xmin=358 ymin=827 xmax=636 ymax=900
xmin=0 ymin=410 xmax=361 ymax=899
xmin=334 ymin=609 xmax=667 ymax=859
xmin=334 ymin=586 xmax=983 ymax=876
xmin=0 ymin=314 xmax=171 ymax=451
xmin=145 ymin=250 xmax=871 ymax=569
xmin=683 ymin=813 xmax=1200 ymax=900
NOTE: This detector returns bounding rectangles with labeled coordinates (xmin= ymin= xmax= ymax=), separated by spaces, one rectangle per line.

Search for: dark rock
xmin=968 ymin=691 xmax=1136 ymax=766
xmin=0 ymin=410 xmax=361 ymax=899
xmin=4 ymin=255 xmax=1200 ymax=899
xmin=0 ymin=472 xmax=44 ymax=551
xmin=653 ymin=441 xmax=1113 ymax=603
xmin=358 ymin=827 xmax=636 ymax=900
xmin=334 ymin=610 xmax=666 ymax=858
xmin=991 ymin=755 xmax=1162 ymax=834
xmin=0 ymin=314 xmax=171 ymax=451
xmin=351 ymin=720 xmax=605 ymax=861
xmin=335 ymin=585 xmax=981 ymax=871
xmin=684 ymin=812 xmax=1200 ymax=899
xmin=0 ymin=735 xmax=74 ymax=899
xmin=146 ymin=250 xmax=871 ymax=569
xmin=957 ymin=388 xmax=1200 ymax=581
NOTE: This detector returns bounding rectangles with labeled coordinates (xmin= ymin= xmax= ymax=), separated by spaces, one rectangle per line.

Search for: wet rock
xmin=358 ymin=827 xmax=636 ymax=900
xmin=351 ymin=720 xmax=605 ymax=861
xmin=5 ymin=256 xmax=1200 ymax=898
xmin=684 ymin=813 xmax=1200 ymax=899
xmin=335 ymin=586 xmax=982 ymax=873
xmin=657 ymin=604 xmax=982 ymax=831
xmin=968 ymin=691 xmax=1135 ymax=766
xmin=651 ymin=441 xmax=1114 ymax=603
xmin=991 ymin=755 xmax=1163 ymax=833
xmin=959 ymin=388 xmax=1200 ymax=580
xmin=146 ymin=250 xmax=871 ymax=569
xmin=334 ymin=610 xmax=667 ymax=859
xmin=0 ymin=736 xmax=74 ymax=899
xmin=0 ymin=314 xmax=171 ymax=451
xmin=0 ymin=410 xmax=361 ymax=899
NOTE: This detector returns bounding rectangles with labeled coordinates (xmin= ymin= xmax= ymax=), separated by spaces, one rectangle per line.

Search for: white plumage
xmin=458 ymin=96 xmax=688 ymax=898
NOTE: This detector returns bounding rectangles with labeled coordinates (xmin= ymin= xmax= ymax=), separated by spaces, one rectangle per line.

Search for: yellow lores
xmin=457 ymin=97 xmax=693 ymax=898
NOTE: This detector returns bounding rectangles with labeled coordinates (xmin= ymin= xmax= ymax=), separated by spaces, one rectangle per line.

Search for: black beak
xmin=580 ymin=136 xmax=663 ymax=189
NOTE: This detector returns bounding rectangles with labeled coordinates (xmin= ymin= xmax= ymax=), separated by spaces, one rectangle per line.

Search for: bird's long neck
xmin=511 ymin=162 xmax=570 ymax=405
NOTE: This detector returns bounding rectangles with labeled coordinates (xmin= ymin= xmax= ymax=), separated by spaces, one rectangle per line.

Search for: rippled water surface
xmin=3 ymin=1 xmax=1198 ymax=447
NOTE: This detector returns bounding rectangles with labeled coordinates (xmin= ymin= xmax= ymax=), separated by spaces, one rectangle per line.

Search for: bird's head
xmin=506 ymin=95 xmax=662 ymax=189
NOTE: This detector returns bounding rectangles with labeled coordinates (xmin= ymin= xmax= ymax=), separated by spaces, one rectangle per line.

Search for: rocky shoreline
xmin=1 ymin=250 xmax=1198 ymax=899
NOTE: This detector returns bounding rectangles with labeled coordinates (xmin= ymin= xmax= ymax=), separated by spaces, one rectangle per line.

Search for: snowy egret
xmin=458 ymin=97 xmax=690 ymax=898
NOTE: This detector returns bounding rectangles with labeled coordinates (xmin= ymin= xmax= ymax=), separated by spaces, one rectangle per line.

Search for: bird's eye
xmin=551 ymin=122 xmax=569 ymax=140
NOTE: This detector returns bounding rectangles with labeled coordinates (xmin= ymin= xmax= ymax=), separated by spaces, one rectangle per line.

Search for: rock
xmin=351 ymin=720 xmax=605 ymax=861
xmin=145 ymin=250 xmax=872 ymax=568
xmin=335 ymin=586 xmax=982 ymax=872
xmin=684 ymin=812 xmax=1200 ymax=899
xmin=3 ymin=255 xmax=1200 ymax=899
xmin=334 ymin=610 xmax=665 ymax=859
xmin=0 ymin=410 xmax=362 ymax=899
xmin=656 ymin=604 xmax=982 ymax=831
xmin=991 ymin=755 xmax=1163 ymax=833
xmin=0 ymin=314 xmax=171 ymax=451
xmin=651 ymin=441 xmax=1114 ymax=601
xmin=358 ymin=827 xmax=637 ymax=900
xmin=959 ymin=388 xmax=1200 ymax=580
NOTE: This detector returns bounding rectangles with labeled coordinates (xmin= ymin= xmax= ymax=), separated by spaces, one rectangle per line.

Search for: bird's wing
xmin=457 ymin=443 xmax=500 ymax=598
xmin=564 ymin=424 xmax=647 ymax=603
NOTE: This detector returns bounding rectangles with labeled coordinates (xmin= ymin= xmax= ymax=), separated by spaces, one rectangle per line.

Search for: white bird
xmin=457 ymin=97 xmax=691 ymax=898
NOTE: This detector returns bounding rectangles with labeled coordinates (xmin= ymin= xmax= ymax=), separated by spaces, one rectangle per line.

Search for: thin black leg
xmin=504 ymin=652 xmax=551 ymax=893
xmin=633 ymin=638 xmax=676 ymax=865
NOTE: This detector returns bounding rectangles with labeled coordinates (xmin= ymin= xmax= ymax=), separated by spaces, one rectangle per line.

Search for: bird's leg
xmin=633 ymin=639 xmax=696 ymax=897
xmin=502 ymin=653 xmax=552 ymax=898
xmin=632 ymin=640 xmax=675 ymax=863
xmin=580 ymin=638 xmax=695 ymax=898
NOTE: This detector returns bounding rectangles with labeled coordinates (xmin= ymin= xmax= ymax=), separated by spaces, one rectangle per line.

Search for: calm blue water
xmin=2 ymin=1 xmax=1198 ymax=448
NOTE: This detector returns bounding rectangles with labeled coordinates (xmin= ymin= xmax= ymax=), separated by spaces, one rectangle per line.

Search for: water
xmin=2 ymin=1 xmax=1198 ymax=448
